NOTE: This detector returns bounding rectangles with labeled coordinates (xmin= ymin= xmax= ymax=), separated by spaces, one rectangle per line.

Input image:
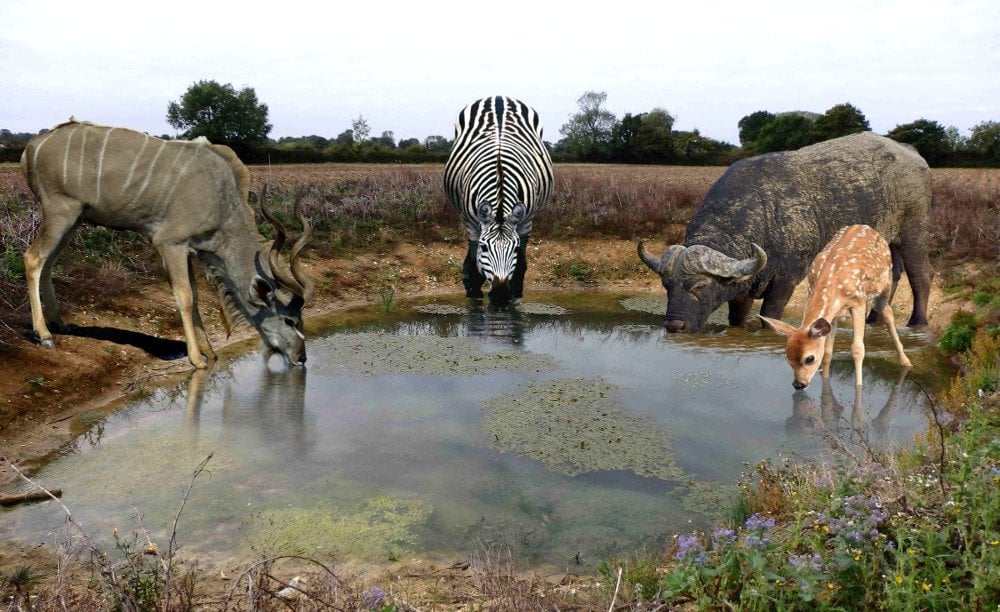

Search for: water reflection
xmin=786 ymin=369 xmax=911 ymax=455
xmin=182 ymin=365 xmax=312 ymax=455
xmin=461 ymin=301 xmax=527 ymax=346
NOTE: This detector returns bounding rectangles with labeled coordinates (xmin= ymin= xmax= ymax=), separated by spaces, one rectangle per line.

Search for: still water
xmin=0 ymin=292 xmax=948 ymax=568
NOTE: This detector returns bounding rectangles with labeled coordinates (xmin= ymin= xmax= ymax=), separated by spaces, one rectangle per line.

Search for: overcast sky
xmin=2 ymin=0 xmax=998 ymax=146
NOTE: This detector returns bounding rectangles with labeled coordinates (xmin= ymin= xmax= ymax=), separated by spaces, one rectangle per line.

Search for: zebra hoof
xmin=40 ymin=338 xmax=56 ymax=349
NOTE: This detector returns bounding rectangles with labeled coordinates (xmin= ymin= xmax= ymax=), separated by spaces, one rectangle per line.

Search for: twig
xmin=222 ymin=555 xmax=343 ymax=611
xmin=911 ymin=378 xmax=949 ymax=495
xmin=0 ymin=488 xmax=63 ymax=507
xmin=163 ymin=452 xmax=213 ymax=612
xmin=607 ymin=566 xmax=623 ymax=612
xmin=2 ymin=456 xmax=134 ymax=609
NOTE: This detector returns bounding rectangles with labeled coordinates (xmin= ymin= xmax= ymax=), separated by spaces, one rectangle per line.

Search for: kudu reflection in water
xmin=786 ymin=368 xmax=910 ymax=455
xmin=182 ymin=366 xmax=311 ymax=455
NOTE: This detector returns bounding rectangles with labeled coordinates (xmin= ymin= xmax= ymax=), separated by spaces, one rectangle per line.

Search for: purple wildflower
xmin=989 ymin=466 xmax=1000 ymax=477
xmin=362 ymin=587 xmax=386 ymax=609
xmin=788 ymin=553 xmax=823 ymax=573
xmin=744 ymin=513 xmax=776 ymax=531
xmin=712 ymin=527 xmax=737 ymax=549
xmin=675 ymin=533 xmax=707 ymax=565
xmin=744 ymin=534 xmax=772 ymax=550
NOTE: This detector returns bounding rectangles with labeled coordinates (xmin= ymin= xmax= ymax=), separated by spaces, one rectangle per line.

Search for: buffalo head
xmin=638 ymin=241 xmax=767 ymax=332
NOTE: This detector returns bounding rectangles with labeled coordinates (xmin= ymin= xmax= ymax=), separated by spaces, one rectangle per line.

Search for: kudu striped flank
xmin=760 ymin=225 xmax=911 ymax=389
xmin=21 ymin=119 xmax=314 ymax=368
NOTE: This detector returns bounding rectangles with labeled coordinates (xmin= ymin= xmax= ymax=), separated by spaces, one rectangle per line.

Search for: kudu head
xmin=253 ymin=185 xmax=315 ymax=366
xmin=638 ymin=241 xmax=767 ymax=332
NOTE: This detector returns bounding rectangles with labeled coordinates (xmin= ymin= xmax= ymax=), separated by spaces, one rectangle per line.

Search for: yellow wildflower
xmin=895 ymin=576 xmax=903 ymax=584
xmin=822 ymin=525 xmax=830 ymax=533
xmin=990 ymin=540 xmax=999 ymax=546
xmin=922 ymin=582 xmax=931 ymax=591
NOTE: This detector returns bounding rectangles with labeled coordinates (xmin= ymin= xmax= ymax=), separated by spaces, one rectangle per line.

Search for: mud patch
xmin=312 ymin=332 xmax=557 ymax=376
xmin=482 ymin=378 xmax=683 ymax=480
xmin=247 ymin=496 xmax=432 ymax=560
xmin=620 ymin=296 xmax=664 ymax=315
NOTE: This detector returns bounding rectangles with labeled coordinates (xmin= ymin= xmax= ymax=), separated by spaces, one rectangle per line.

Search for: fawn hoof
xmin=40 ymin=338 xmax=56 ymax=349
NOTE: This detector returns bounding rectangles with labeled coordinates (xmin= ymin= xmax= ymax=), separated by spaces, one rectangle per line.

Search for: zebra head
xmin=476 ymin=199 xmax=527 ymax=304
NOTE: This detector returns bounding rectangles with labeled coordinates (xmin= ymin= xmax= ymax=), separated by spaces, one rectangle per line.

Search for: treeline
xmin=3 ymin=82 xmax=1000 ymax=167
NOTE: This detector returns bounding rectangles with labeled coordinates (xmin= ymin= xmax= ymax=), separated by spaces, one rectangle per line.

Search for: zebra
xmin=443 ymin=96 xmax=554 ymax=304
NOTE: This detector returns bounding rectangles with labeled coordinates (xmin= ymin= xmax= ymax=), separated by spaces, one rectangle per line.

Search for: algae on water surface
xmin=311 ymin=332 xmax=557 ymax=376
xmin=247 ymin=496 xmax=432 ymax=560
xmin=482 ymin=377 xmax=684 ymax=480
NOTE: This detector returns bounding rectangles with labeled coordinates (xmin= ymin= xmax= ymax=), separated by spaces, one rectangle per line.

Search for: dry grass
xmin=0 ymin=163 xmax=997 ymax=352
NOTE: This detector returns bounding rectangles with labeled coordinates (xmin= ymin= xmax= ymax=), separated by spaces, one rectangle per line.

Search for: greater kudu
xmin=21 ymin=119 xmax=314 ymax=368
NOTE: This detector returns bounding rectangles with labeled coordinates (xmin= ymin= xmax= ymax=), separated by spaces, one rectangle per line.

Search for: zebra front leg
xmin=462 ymin=240 xmax=485 ymax=298
xmin=511 ymin=235 xmax=529 ymax=300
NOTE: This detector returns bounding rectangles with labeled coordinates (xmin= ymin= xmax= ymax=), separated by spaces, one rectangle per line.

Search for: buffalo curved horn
xmin=689 ymin=243 xmax=768 ymax=281
xmin=638 ymin=241 xmax=686 ymax=278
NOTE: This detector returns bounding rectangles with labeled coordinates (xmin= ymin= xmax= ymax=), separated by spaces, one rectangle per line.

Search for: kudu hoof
xmin=40 ymin=338 xmax=55 ymax=349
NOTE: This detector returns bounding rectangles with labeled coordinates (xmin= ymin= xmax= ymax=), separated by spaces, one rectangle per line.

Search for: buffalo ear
xmin=759 ymin=315 xmax=796 ymax=337
xmin=250 ymin=276 xmax=274 ymax=307
xmin=809 ymin=318 xmax=832 ymax=338
xmin=688 ymin=278 xmax=710 ymax=299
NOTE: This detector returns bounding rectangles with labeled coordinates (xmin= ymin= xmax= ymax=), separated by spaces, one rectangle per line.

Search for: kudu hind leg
xmin=158 ymin=243 xmax=208 ymax=369
xmin=24 ymin=194 xmax=83 ymax=347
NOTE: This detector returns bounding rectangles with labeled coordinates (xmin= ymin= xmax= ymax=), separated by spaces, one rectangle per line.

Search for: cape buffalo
xmin=639 ymin=132 xmax=932 ymax=333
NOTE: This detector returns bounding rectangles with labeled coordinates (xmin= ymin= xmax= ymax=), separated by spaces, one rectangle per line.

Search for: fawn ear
xmin=759 ymin=315 xmax=796 ymax=337
xmin=809 ymin=318 xmax=832 ymax=338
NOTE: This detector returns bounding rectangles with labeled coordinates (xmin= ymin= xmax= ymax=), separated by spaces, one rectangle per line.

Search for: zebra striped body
xmin=443 ymin=96 xmax=553 ymax=303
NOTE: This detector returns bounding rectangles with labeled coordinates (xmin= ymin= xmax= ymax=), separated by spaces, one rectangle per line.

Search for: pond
xmin=0 ymin=291 xmax=950 ymax=570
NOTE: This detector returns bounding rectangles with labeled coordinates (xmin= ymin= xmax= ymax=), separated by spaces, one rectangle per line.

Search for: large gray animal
xmin=638 ymin=132 xmax=932 ymax=333
xmin=443 ymin=96 xmax=554 ymax=304
xmin=22 ymin=119 xmax=314 ymax=368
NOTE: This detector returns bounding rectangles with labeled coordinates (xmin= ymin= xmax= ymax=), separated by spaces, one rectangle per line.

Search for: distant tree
xmin=335 ymin=129 xmax=354 ymax=145
xmin=811 ymin=103 xmax=870 ymax=142
xmin=351 ymin=115 xmax=371 ymax=144
xmin=423 ymin=135 xmax=451 ymax=152
xmin=633 ymin=108 xmax=676 ymax=163
xmin=368 ymin=130 xmax=395 ymax=148
xmin=398 ymin=137 xmax=420 ymax=149
xmin=753 ymin=113 xmax=816 ymax=153
xmin=673 ymin=129 xmax=737 ymax=164
xmin=0 ymin=129 xmax=36 ymax=146
xmin=737 ymin=110 xmax=775 ymax=148
xmin=966 ymin=121 xmax=1000 ymax=158
xmin=559 ymin=91 xmax=617 ymax=160
xmin=610 ymin=113 xmax=643 ymax=162
xmin=886 ymin=119 xmax=952 ymax=165
xmin=166 ymin=80 xmax=271 ymax=145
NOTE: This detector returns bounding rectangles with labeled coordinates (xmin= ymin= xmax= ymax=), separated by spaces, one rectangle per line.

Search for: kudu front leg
xmin=158 ymin=243 xmax=209 ymax=369
xmin=186 ymin=258 xmax=216 ymax=361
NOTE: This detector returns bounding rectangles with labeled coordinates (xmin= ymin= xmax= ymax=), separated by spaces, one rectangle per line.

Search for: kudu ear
xmin=808 ymin=318 xmax=832 ymax=338
xmin=250 ymin=276 xmax=274 ymax=307
xmin=759 ymin=315 xmax=797 ymax=337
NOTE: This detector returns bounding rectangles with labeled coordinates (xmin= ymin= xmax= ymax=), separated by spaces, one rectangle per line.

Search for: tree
xmin=423 ymin=135 xmax=451 ymax=152
xmin=351 ymin=115 xmax=371 ymax=144
xmin=610 ymin=113 xmax=643 ymax=162
xmin=753 ymin=113 xmax=817 ymax=153
xmin=967 ymin=121 xmax=1000 ymax=159
xmin=166 ymin=80 xmax=271 ymax=145
xmin=811 ymin=103 xmax=870 ymax=142
xmin=559 ymin=91 xmax=617 ymax=160
xmin=673 ymin=129 xmax=736 ymax=164
xmin=633 ymin=108 xmax=676 ymax=163
xmin=886 ymin=119 xmax=952 ymax=165
xmin=334 ymin=129 xmax=354 ymax=146
xmin=737 ymin=110 xmax=775 ymax=148
xmin=398 ymin=137 xmax=420 ymax=149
